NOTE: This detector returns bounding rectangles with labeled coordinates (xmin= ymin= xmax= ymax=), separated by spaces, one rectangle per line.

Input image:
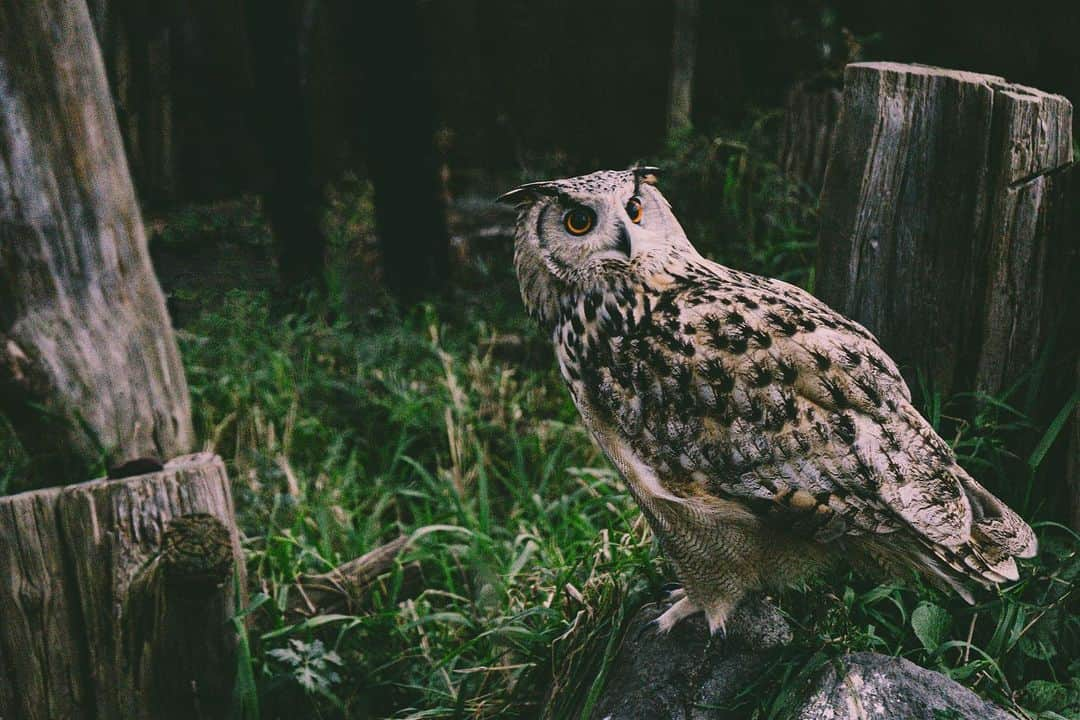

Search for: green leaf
xmin=1029 ymin=389 xmax=1080 ymax=470
xmin=911 ymin=602 xmax=951 ymax=653
xmin=1022 ymin=680 xmax=1070 ymax=712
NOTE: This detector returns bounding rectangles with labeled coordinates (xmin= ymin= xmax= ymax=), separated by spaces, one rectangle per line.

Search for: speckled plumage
xmin=501 ymin=169 xmax=1037 ymax=634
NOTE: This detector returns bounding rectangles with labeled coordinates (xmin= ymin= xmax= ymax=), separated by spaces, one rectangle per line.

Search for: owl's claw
xmin=660 ymin=583 xmax=685 ymax=601
xmin=635 ymin=596 xmax=702 ymax=641
xmin=706 ymin=608 xmax=730 ymax=640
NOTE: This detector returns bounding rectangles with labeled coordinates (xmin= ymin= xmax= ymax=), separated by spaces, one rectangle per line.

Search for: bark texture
xmin=0 ymin=0 xmax=193 ymax=484
xmin=816 ymin=62 xmax=1078 ymax=526
xmin=816 ymin=62 xmax=1075 ymax=399
xmin=777 ymin=80 xmax=842 ymax=196
xmin=0 ymin=453 xmax=244 ymax=720
xmin=283 ymin=533 xmax=424 ymax=622
xmin=667 ymin=0 xmax=700 ymax=133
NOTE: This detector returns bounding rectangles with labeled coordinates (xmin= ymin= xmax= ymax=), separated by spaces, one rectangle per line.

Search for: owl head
xmin=498 ymin=167 xmax=692 ymax=326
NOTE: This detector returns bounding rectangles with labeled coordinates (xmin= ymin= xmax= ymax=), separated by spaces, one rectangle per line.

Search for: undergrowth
xmin=179 ymin=283 xmax=1077 ymax=719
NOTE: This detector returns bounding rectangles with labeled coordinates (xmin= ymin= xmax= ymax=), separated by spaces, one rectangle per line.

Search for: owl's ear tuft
xmin=634 ymin=165 xmax=662 ymax=186
xmin=496 ymin=181 xmax=560 ymax=206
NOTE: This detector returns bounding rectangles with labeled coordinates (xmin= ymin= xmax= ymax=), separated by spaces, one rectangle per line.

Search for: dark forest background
xmin=87 ymin=0 xmax=1080 ymax=297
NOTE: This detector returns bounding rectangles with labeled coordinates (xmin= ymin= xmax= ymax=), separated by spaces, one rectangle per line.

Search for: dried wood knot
xmin=162 ymin=513 xmax=233 ymax=597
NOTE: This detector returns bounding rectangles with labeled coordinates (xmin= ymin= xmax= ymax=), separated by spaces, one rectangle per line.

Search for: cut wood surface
xmin=0 ymin=0 xmax=193 ymax=485
xmin=0 ymin=453 xmax=244 ymax=720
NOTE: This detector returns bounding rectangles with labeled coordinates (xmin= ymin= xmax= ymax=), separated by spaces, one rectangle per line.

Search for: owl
xmin=500 ymin=168 xmax=1036 ymax=636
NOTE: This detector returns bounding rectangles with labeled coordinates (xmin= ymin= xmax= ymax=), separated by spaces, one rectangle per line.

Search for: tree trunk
xmin=0 ymin=0 xmax=193 ymax=484
xmin=667 ymin=0 xmax=699 ymax=133
xmin=356 ymin=0 xmax=449 ymax=303
xmin=777 ymin=80 xmax=842 ymax=196
xmin=815 ymin=62 xmax=1078 ymax=523
xmin=0 ymin=453 xmax=245 ymax=720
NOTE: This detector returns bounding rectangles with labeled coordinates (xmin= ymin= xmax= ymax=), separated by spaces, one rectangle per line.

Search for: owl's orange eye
xmin=564 ymin=207 xmax=595 ymax=236
xmin=626 ymin=197 xmax=644 ymax=224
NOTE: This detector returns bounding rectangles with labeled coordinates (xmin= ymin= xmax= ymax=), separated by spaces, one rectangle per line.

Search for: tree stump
xmin=816 ymin=62 xmax=1075 ymax=400
xmin=816 ymin=62 xmax=1078 ymax=523
xmin=0 ymin=0 xmax=193 ymax=485
xmin=777 ymin=79 xmax=842 ymax=196
xmin=0 ymin=453 xmax=245 ymax=720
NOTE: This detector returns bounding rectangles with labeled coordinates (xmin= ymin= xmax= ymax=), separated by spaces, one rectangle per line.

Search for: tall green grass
xmin=178 ymin=279 xmax=1076 ymax=719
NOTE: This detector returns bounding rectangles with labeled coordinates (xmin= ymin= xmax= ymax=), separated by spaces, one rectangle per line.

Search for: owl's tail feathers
xmin=958 ymin=474 xmax=1038 ymax=560
xmin=914 ymin=474 xmax=1037 ymax=602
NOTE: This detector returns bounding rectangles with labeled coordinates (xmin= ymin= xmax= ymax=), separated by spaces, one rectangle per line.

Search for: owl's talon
xmin=706 ymin=609 xmax=729 ymax=639
xmin=652 ymin=596 xmax=701 ymax=635
xmin=660 ymin=583 xmax=685 ymax=601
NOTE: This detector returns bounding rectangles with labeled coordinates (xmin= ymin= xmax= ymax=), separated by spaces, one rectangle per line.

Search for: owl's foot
xmin=704 ymin=599 xmax=738 ymax=639
xmin=636 ymin=596 xmax=701 ymax=640
xmin=660 ymin=582 xmax=685 ymax=601
xmin=653 ymin=596 xmax=702 ymax=634
xmin=705 ymin=610 xmax=727 ymax=639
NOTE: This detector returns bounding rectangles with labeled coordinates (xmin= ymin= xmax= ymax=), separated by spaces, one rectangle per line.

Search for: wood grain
xmin=0 ymin=454 xmax=244 ymax=720
xmin=816 ymin=62 xmax=1075 ymax=399
xmin=0 ymin=0 xmax=193 ymax=484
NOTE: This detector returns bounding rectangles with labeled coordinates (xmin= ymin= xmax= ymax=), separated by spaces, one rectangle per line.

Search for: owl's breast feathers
xmin=554 ymin=257 xmax=1036 ymax=595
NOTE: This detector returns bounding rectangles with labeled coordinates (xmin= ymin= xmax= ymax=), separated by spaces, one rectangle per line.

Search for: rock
xmin=792 ymin=652 xmax=1014 ymax=720
xmin=590 ymin=596 xmax=792 ymax=720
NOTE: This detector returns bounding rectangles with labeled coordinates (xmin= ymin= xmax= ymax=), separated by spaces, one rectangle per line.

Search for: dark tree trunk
xmin=0 ymin=0 xmax=194 ymax=484
xmin=0 ymin=454 xmax=244 ymax=720
xmin=86 ymin=0 xmax=262 ymax=210
xmin=355 ymin=0 xmax=449 ymax=303
xmin=667 ymin=0 xmax=700 ymax=133
xmin=816 ymin=62 xmax=1078 ymax=524
xmin=245 ymin=0 xmax=327 ymax=296
xmin=777 ymin=80 xmax=842 ymax=196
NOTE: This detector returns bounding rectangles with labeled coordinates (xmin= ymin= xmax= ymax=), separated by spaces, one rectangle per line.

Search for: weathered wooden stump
xmin=817 ymin=62 xmax=1075 ymax=399
xmin=0 ymin=0 xmax=193 ymax=486
xmin=0 ymin=453 xmax=244 ymax=720
xmin=816 ymin=62 xmax=1078 ymax=523
xmin=777 ymin=79 xmax=842 ymax=195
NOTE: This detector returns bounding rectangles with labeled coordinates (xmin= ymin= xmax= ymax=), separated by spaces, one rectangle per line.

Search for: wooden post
xmin=816 ymin=62 xmax=1078 ymax=524
xmin=816 ymin=62 xmax=1075 ymax=398
xmin=0 ymin=0 xmax=193 ymax=484
xmin=0 ymin=454 xmax=245 ymax=720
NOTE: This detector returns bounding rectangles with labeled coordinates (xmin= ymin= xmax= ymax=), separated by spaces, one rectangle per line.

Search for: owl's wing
xmin=590 ymin=262 xmax=1034 ymax=584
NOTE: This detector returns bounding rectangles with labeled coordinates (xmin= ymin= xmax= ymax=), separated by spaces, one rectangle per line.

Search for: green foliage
xmin=177 ymin=283 xmax=663 ymax=717
xmin=911 ymin=602 xmax=952 ymax=654
xmin=657 ymin=118 xmax=819 ymax=288
xmin=176 ymin=271 xmax=1076 ymax=718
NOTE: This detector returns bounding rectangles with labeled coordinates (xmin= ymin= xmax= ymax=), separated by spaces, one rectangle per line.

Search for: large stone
xmin=590 ymin=596 xmax=792 ymax=720
xmin=792 ymin=652 xmax=1013 ymax=720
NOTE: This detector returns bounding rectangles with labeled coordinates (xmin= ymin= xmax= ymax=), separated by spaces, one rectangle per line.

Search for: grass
xmin=179 ymin=284 xmax=1076 ymax=719
xmin=0 ymin=120 xmax=1076 ymax=719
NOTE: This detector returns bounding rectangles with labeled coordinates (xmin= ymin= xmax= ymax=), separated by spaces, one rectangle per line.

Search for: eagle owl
xmin=500 ymin=168 xmax=1036 ymax=635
